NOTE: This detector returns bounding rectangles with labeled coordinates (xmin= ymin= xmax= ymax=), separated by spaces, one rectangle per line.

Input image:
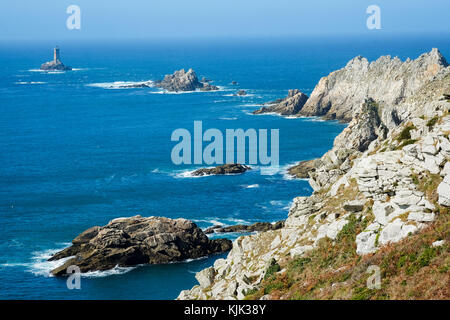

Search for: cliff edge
xmin=178 ymin=49 xmax=450 ymax=300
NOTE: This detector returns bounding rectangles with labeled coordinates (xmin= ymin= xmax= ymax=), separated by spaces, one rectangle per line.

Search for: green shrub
xmin=264 ymin=259 xmax=281 ymax=280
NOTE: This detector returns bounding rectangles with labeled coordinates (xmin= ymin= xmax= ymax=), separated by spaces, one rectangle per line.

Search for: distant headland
xmin=40 ymin=46 xmax=72 ymax=71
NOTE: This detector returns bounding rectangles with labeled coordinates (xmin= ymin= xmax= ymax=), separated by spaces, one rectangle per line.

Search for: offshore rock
xmin=49 ymin=216 xmax=232 ymax=276
xmin=191 ymin=164 xmax=251 ymax=176
xmin=154 ymin=69 xmax=218 ymax=92
xmin=253 ymin=89 xmax=308 ymax=115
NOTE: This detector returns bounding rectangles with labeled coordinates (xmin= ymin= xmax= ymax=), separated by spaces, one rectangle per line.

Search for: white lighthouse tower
xmin=54 ymin=46 xmax=60 ymax=62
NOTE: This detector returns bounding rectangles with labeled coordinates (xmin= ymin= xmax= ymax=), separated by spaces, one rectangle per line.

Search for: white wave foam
xmin=28 ymin=69 xmax=65 ymax=74
xmin=194 ymin=219 xmax=225 ymax=227
xmin=28 ymin=244 xmax=73 ymax=277
xmin=14 ymin=81 xmax=46 ymax=85
xmin=219 ymin=117 xmax=238 ymax=120
xmin=153 ymin=86 xmax=228 ymax=95
xmin=0 ymin=262 xmax=29 ymax=268
xmin=151 ymin=89 xmax=196 ymax=94
xmin=194 ymin=217 xmax=251 ymax=227
xmin=81 ymin=265 xmax=136 ymax=278
xmin=172 ymin=169 xmax=202 ymax=178
xmin=239 ymin=103 xmax=262 ymax=107
xmin=86 ymin=80 xmax=154 ymax=90
xmin=241 ymin=184 xmax=259 ymax=189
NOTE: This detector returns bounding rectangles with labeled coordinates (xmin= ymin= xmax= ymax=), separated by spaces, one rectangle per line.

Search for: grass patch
xmin=396 ymin=125 xmax=416 ymax=141
xmin=264 ymin=259 xmax=281 ymax=280
xmin=244 ymin=211 xmax=449 ymax=300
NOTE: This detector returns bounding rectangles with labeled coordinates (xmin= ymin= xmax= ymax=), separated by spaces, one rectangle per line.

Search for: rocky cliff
xmin=178 ymin=49 xmax=450 ymax=300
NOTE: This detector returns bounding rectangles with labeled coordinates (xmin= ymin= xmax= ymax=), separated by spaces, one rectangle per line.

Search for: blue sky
xmin=0 ymin=0 xmax=449 ymax=40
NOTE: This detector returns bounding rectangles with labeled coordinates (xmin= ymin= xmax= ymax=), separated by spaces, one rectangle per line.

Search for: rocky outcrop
xmin=204 ymin=221 xmax=284 ymax=234
xmin=40 ymin=60 xmax=71 ymax=71
xmin=154 ymin=69 xmax=218 ymax=92
xmin=287 ymin=159 xmax=317 ymax=179
xmin=178 ymin=49 xmax=450 ymax=300
xmin=48 ymin=216 xmax=232 ymax=276
xmin=235 ymin=90 xmax=247 ymax=96
xmin=191 ymin=164 xmax=251 ymax=176
xmin=253 ymin=89 xmax=308 ymax=115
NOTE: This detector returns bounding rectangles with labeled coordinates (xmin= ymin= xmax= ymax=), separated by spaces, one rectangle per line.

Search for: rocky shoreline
xmin=178 ymin=48 xmax=450 ymax=300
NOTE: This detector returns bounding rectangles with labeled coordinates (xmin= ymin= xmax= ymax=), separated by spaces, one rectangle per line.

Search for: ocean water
xmin=0 ymin=36 xmax=449 ymax=299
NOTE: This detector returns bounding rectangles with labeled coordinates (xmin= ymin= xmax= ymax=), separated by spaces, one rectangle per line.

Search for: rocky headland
xmin=48 ymin=215 xmax=232 ymax=276
xmin=154 ymin=69 xmax=218 ymax=92
xmin=179 ymin=48 xmax=450 ymax=300
xmin=191 ymin=164 xmax=251 ymax=176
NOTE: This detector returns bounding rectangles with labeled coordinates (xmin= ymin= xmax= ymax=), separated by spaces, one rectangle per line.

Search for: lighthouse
xmin=40 ymin=46 xmax=72 ymax=71
xmin=54 ymin=46 xmax=60 ymax=62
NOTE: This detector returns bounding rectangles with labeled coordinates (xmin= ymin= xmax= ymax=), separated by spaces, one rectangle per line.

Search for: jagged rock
xmin=333 ymin=98 xmax=387 ymax=152
xmin=196 ymin=267 xmax=216 ymax=289
xmin=235 ymin=90 xmax=247 ymax=96
xmin=253 ymin=89 xmax=309 ymax=115
xmin=300 ymin=48 xmax=448 ymax=122
xmin=432 ymin=240 xmax=445 ymax=247
xmin=191 ymin=164 xmax=251 ymax=176
xmin=379 ymin=219 xmax=418 ymax=246
xmin=154 ymin=69 xmax=218 ymax=92
xmin=438 ymin=175 xmax=450 ymax=206
xmin=204 ymin=221 xmax=284 ymax=234
xmin=287 ymin=159 xmax=316 ymax=179
xmin=48 ymin=216 xmax=232 ymax=276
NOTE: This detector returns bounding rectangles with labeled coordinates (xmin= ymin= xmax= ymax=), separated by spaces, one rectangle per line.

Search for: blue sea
xmin=0 ymin=35 xmax=449 ymax=299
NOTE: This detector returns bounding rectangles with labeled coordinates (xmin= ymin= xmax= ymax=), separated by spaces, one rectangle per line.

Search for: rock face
xmin=204 ymin=221 xmax=284 ymax=234
xmin=178 ymin=49 xmax=450 ymax=300
xmin=253 ymin=89 xmax=309 ymax=115
xmin=299 ymin=48 xmax=448 ymax=121
xmin=191 ymin=164 xmax=251 ymax=176
xmin=154 ymin=69 xmax=218 ymax=92
xmin=48 ymin=215 xmax=232 ymax=276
